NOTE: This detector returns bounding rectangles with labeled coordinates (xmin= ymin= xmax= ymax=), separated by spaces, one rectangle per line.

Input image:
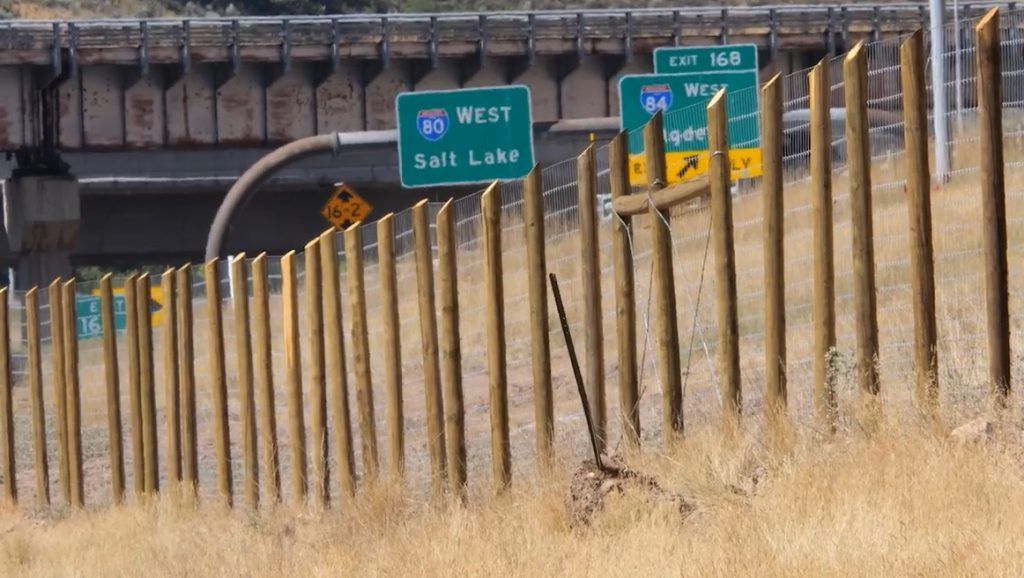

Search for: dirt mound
xmin=565 ymin=454 xmax=694 ymax=529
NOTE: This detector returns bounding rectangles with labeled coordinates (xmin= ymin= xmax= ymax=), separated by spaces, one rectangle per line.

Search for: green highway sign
xmin=618 ymin=72 xmax=760 ymax=151
xmin=620 ymin=43 xmax=762 ymax=185
xmin=654 ymin=44 xmax=759 ymax=75
xmin=75 ymin=294 xmax=127 ymax=340
xmin=396 ymin=86 xmax=535 ymax=188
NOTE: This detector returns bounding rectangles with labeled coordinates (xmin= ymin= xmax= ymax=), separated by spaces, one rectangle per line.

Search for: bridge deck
xmin=0 ymin=3 xmax=1007 ymax=67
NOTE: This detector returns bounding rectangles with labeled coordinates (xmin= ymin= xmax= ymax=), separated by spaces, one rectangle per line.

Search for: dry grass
xmin=4 ymin=419 xmax=1024 ymax=576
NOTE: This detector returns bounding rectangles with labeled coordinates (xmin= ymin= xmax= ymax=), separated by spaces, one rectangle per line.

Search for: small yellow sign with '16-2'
xmin=628 ymin=148 xmax=763 ymax=187
xmin=321 ymin=183 xmax=373 ymax=230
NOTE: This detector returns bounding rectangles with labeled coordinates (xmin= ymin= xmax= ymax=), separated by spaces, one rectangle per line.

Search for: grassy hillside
xmin=3 ymin=421 xmax=1024 ymax=577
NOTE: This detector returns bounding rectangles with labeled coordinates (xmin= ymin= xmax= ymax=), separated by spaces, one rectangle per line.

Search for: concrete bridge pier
xmin=3 ymin=172 xmax=80 ymax=292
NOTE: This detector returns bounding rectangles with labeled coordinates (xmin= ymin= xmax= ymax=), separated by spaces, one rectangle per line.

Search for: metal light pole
xmin=931 ymin=0 xmax=951 ymax=178
xmin=954 ymin=0 xmax=963 ymax=119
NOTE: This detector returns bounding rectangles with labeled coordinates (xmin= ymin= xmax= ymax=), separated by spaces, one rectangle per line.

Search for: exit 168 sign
xmin=396 ymin=86 xmax=535 ymax=188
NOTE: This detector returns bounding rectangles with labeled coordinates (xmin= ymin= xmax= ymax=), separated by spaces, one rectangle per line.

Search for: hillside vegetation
xmin=7 ymin=0 xmax=847 ymax=19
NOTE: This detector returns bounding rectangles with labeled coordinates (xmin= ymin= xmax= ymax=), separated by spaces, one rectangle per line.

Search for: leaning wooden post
xmin=0 ymin=288 xmax=15 ymax=506
xmin=230 ymin=254 xmax=259 ymax=509
xmin=204 ymin=260 xmax=233 ymax=505
xmin=345 ymin=224 xmax=379 ymax=486
xmin=251 ymin=254 xmax=281 ymax=502
xmin=522 ymin=166 xmax=554 ymax=461
xmin=608 ymin=134 xmax=640 ymax=445
xmin=161 ymin=270 xmax=182 ymax=483
xmin=901 ymin=31 xmax=940 ymax=412
xmin=482 ymin=182 xmax=511 ymax=491
xmin=176 ymin=265 xmax=199 ymax=494
xmin=414 ymin=200 xmax=448 ymax=497
xmin=60 ymin=281 xmax=83 ymax=508
xmin=48 ymin=279 xmax=70 ymax=503
xmin=304 ymin=241 xmax=328 ymax=507
xmin=578 ymin=145 xmax=606 ymax=449
xmin=708 ymin=90 xmax=742 ymax=422
xmin=761 ymin=76 xmax=787 ymax=418
xmin=100 ymin=275 xmax=125 ymax=504
xmin=280 ymin=251 xmax=307 ymax=504
xmin=136 ymin=274 xmax=158 ymax=494
xmin=644 ymin=112 xmax=684 ymax=441
xmin=317 ymin=232 xmax=356 ymax=501
xmin=124 ymin=275 xmax=144 ymax=496
xmin=844 ymin=43 xmax=881 ymax=399
xmin=809 ymin=59 xmax=838 ymax=427
xmin=437 ymin=200 xmax=467 ymax=495
xmin=977 ymin=9 xmax=1011 ymax=403
xmin=377 ymin=214 xmax=404 ymax=481
xmin=25 ymin=288 xmax=50 ymax=507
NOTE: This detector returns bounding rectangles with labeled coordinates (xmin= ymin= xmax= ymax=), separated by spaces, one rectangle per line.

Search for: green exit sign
xmin=396 ymin=86 xmax=535 ymax=188
xmin=74 ymin=294 xmax=126 ymax=340
xmin=654 ymin=44 xmax=759 ymax=75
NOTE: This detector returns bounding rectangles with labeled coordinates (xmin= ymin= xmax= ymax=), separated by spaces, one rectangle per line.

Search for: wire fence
xmin=4 ymin=7 xmax=1024 ymax=507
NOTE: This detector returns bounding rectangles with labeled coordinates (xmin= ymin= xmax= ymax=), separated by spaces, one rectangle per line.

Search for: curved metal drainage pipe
xmin=204 ymin=130 xmax=396 ymax=261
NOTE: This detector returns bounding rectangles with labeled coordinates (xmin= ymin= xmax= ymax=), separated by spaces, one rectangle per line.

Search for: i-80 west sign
xmin=396 ymin=86 xmax=535 ymax=188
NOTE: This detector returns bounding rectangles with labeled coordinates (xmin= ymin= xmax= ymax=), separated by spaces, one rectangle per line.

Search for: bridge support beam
xmin=366 ymin=63 xmax=411 ymax=130
xmin=316 ymin=62 xmax=364 ymax=134
xmin=3 ymin=173 xmax=80 ymax=291
xmin=415 ymin=59 xmax=461 ymax=91
xmin=512 ymin=56 xmax=558 ymax=123
xmin=561 ymin=58 xmax=607 ymax=118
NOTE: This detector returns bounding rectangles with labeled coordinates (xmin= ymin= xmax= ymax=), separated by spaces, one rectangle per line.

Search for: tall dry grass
xmin=3 ymin=417 xmax=1024 ymax=576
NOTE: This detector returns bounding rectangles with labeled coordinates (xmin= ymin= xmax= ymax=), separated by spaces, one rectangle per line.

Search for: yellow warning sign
xmin=90 ymin=284 xmax=165 ymax=327
xmin=321 ymin=183 xmax=373 ymax=230
xmin=628 ymin=148 xmax=763 ymax=187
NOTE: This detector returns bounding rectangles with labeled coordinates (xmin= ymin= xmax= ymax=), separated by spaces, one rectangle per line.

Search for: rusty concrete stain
xmin=267 ymin=66 xmax=315 ymax=143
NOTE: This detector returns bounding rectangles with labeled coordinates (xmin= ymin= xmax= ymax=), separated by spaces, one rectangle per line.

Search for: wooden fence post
xmin=708 ymin=91 xmax=742 ymax=422
xmin=48 ymin=279 xmax=70 ymax=503
xmin=809 ymin=59 xmax=838 ymax=427
xmin=608 ymin=133 xmax=640 ymax=445
xmin=124 ymin=275 xmax=144 ymax=496
xmin=437 ymin=200 xmax=467 ymax=495
xmin=230 ymin=254 xmax=259 ymax=509
xmin=136 ymin=274 xmax=158 ymax=494
xmin=280 ymin=251 xmax=307 ymax=504
xmin=414 ymin=200 xmax=448 ymax=497
xmin=204 ymin=260 xmax=233 ymax=505
xmin=901 ymin=31 xmax=939 ymax=412
xmin=377 ymin=214 xmax=404 ymax=481
xmin=0 ymin=288 xmax=14 ymax=506
xmin=251 ymin=254 xmax=281 ymax=502
xmin=62 ymin=281 xmax=83 ymax=508
xmin=761 ymin=76 xmax=787 ymax=417
xmin=304 ymin=241 xmax=328 ymax=507
xmin=317 ymin=232 xmax=356 ymax=501
xmin=482 ymin=182 xmax=511 ymax=491
xmin=345 ymin=224 xmax=379 ymax=486
xmin=161 ymin=270 xmax=181 ymax=483
xmin=844 ymin=43 xmax=881 ymax=399
xmin=977 ymin=9 xmax=1011 ymax=403
xmin=25 ymin=288 xmax=50 ymax=507
xmin=522 ymin=166 xmax=554 ymax=461
xmin=176 ymin=265 xmax=199 ymax=494
xmin=578 ymin=145 xmax=606 ymax=449
xmin=100 ymin=275 xmax=125 ymax=504
xmin=644 ymin=112 xmax=684 ymax=441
